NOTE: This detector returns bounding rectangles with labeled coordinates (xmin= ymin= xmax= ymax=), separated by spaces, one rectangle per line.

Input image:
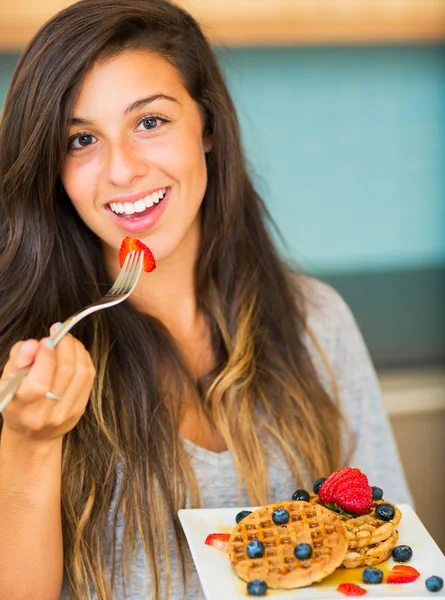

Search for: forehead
xmin=74 ymin=50 xmax=188 ymax=112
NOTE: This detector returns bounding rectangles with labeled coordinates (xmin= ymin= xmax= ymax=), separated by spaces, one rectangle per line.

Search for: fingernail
xmin=50 ymin=322 xmax=63 ymax=334
xmin=19 ymin=341 xmax=31 ymax=354
xmin=42 ymin=338 xmax=55 ymax=349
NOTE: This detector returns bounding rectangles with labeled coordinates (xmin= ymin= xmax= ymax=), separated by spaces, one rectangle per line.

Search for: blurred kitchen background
xmin=1 ymin=0 xmax=444 ymax=550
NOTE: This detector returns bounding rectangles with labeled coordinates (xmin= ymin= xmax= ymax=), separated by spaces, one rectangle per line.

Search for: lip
xmin=105 ymin=186 xmax=171 ymax=233
xmin=107 ymin=185 xmax=168 ymax=205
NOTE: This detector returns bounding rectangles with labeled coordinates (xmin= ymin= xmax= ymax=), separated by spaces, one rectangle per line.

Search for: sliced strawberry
xmin=337 ymin=583 xmax=367 ymax=596
xmin=320 ymin=468 xmax=362 ymax=503
xmin=337 ymin=484 xmax=373 ymax=515
xmin=387 ymin=565 xmax=421 ymax=584
xmin=319 ymin=467 xmax=372 ymax=516
xmin=204 ymin=533 xmax=230 ymax=553
xmin=392 ymin=565 xmax=420 ymax=574
xmin=319 ymin=467 xmax=350 ymax=504
xmin=119 ymin=237 xmax=156 ymax=273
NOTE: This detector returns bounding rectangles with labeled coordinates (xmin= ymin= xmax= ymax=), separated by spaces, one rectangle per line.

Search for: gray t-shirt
xmin=61 ymin=278 xmax=413 ymax=599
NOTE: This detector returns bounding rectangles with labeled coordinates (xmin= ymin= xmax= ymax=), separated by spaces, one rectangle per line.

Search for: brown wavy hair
xmin=0 ymin=0 xmax=349 ymax=597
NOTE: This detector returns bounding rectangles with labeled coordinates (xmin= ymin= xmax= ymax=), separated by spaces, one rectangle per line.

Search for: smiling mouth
xmin=108 ymin=187 xmax=167 ymax=218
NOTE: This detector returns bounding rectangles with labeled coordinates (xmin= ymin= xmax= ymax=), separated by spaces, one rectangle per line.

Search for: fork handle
xmin=48 ymin=315 xmax=80 ymax=346
xmin=0 ymin=253 xmax=143 ymax=413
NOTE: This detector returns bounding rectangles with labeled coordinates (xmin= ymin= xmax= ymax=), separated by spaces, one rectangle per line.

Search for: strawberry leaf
xmin=323 ymin=503 xmax=356 ymax=518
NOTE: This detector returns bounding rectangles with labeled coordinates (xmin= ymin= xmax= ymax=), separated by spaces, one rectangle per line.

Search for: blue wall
xmin=1 ymin=45 xmax=444 ymax=275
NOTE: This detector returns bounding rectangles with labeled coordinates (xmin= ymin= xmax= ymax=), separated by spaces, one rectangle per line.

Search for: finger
xmin=2 ymin=340 xmax=40 ymax=378
xmin=20 ymin=342 xmax=95 ymax=438
xmin=4 ymin=335 xmax=80 ymax=427
xmin=52 ymin=341 xmax=96 ymax=424
xmin=43 ymin=333 xmax=78 ymax=400
xmin=13 ymin=338 xmax=58 ymax=403
xmin=67 ymin=373 xmax=95 ymax=426
xmin=74 ymin=343 xmax=96 ymax=408
xmin=49 ymin=322 xmax=63 ymax=336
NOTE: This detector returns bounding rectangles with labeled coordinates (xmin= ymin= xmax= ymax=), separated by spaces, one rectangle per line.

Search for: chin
xmin=136 ymin=235 xmax=177 ymax=263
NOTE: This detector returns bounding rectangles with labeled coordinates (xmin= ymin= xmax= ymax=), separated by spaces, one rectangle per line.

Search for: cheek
xmin=61 ymin=158 xmax=100 ymax=211
xmin=154 ymin=130 xmax=208 ymax=190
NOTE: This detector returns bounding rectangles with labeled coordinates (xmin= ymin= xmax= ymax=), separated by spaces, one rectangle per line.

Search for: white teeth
xmin=134 ymin=199 xmax=146 ymax=213
xmin=109 ymin=188 xmax=167 ymax=215
xmin=110 ymin=202 xmax=124 ymax=214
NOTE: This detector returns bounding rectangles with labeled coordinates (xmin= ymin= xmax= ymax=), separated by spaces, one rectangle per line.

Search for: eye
xmin=68 ymin=133 xmax=97 ymax=151
xmin=135 ymin=116 xmax=167 ymax=132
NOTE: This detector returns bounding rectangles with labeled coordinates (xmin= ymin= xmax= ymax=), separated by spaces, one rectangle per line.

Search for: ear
xmin=203 ymin=131 xmax=212 ymax=153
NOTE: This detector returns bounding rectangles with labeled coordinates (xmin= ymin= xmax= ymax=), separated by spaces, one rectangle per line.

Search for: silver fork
xmin=0 ymin=251 xmax=144 ymax=413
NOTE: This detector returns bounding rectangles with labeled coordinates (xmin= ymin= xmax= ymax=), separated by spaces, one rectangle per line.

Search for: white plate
xmin=178 ymin=504 xmax=445 ymax=599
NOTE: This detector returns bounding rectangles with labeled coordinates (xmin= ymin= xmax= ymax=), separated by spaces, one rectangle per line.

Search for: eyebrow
xmin=70 ymin=94 xmax=179 ymax=126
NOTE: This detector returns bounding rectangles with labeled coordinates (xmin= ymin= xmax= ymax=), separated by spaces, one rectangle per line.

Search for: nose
xmin=105 ymin=138 xmax=147 ymax=187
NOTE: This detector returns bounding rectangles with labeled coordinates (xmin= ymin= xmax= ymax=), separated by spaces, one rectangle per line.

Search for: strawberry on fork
xmin=119 ymin=237 xmax=156 ymax=273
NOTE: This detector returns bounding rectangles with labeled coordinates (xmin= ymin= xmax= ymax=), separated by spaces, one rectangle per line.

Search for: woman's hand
xmin=0 ymin=324 xmax=96 ymax=442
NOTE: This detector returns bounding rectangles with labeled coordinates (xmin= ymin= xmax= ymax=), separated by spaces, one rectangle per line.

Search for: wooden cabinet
xmin=1 ymin=0 xmax=445 ymax=51
xmin=0 ymin=0 xmax=71 ymax=51
xmin=381 ymin=368 xmax=445 ymax=553
xmin=183 ymin=0 xmax=445 ymax=46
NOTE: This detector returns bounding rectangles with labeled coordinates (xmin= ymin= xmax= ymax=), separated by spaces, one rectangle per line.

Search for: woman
xmin=0 ymin=0 xmax=411 ymax=598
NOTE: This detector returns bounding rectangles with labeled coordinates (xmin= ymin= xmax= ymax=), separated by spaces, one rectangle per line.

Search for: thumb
xmin=4 ymin=340 xmax=40 ymax=375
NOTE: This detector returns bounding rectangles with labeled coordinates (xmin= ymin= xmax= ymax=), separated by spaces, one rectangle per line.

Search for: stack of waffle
xmin=310 ymin=494 xmax=402 ymax=568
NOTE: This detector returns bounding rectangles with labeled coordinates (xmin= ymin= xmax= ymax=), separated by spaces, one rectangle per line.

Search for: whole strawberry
xmin=319 ymin=467 xmax=373 ymax=516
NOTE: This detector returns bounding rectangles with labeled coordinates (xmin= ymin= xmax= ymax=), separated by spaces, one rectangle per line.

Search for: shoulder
xmin=291 ymin=274 xmax=357 ymax=345
xmin=288 ymin=273 xmax=367 ymax=387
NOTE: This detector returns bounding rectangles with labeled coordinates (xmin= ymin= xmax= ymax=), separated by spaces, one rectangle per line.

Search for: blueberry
xmin=236 ymin=510 xmax=252 ymax=524
xmin=375 ymin=503 xmax=395 ymax=521
xmin=246 ymin=540 xmax=265 ymax=559
xmin=392 ymin=545 xmax=413 ymax=562
xmin=294 ymin=543 xmax=312 ymax=560
xmin=313 ymin=478 xmax=326 ymax=494
xmin=272 ymin=508 xmax=290 ymax=525
xmin=247 ymin=579 xmax=268 ymax=596
xmin=292 ymin=489 xmax=310 ymax=502
xmin=426 ymin=576 xmax=444 ymax=593
xmin=372 ymin=486 xmax=384 ymax=500
xmin=362 ymin=567 xmax=384 ymax=584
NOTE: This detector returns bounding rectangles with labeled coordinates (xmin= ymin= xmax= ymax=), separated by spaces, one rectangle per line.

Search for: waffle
xmin=342 ymin=529 xmax=399 ymax=568
xmin=310 ymin=495 xmax=402 ymax=549
xmin=229 ymin=501 xmax=348 ymax=589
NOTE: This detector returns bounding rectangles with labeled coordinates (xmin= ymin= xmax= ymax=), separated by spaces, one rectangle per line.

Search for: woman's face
xmin=61 ymin=50 xmax=211 ymax=266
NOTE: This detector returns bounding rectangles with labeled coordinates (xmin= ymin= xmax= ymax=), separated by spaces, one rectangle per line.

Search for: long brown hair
xmin=0 ymin=0 xmax=349 ymax=597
